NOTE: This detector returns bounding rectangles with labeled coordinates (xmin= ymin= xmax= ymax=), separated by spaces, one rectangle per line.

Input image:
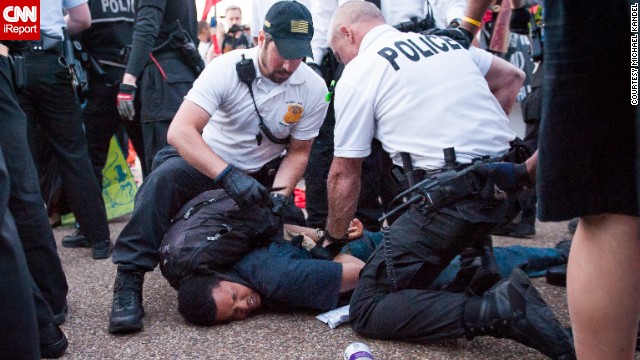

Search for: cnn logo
xmin=4 ymin=6 xmax=37 ymax=22
xmin=0 ymin=0 xmax=39 ymax=41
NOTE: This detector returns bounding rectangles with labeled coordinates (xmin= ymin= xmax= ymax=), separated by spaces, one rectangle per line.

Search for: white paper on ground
xmin=316 ymin=305 xmax=350 ymax=329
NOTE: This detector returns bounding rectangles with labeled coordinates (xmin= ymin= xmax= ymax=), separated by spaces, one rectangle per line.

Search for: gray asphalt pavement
xmin=51 ymin=216 xmax=584 ymax=359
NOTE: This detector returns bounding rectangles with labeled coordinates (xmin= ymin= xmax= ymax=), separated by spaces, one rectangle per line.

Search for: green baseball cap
xmin=263 ymin=1 xmax=314 ymax=60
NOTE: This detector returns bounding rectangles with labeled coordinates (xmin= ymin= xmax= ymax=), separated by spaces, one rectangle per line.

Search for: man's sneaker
xmin=464 ymin=268 xmax=576 ymax=359
xmin=62 ymin=228 xmax=90 ymax=248
xmin=109 ymin=268 xmax=145 ymax=334
xmin=40 ymin=323 xmax=68 ymax=358
xmin=92 ymin=240 xmax=112 ymax=260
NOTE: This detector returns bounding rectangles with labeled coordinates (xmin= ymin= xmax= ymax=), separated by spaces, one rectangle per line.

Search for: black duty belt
xmin=25 ymin=36 xmax=63 ymax=55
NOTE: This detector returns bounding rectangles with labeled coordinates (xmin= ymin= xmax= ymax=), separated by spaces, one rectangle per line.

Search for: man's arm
xmin=123 ymin=4 xmax=165 ymax=84
xmin=64 ymin=3 xmax=91 ymax=35
xmin=271 ymin=139 xmax=313 ymax=197
xmin=167 ymin=100 xmax=229 ymax=179
xmin=484 ymin=55 xmax=525 ymax=115
xmin=325 ymin=157 xmax=363 ymax=240
xmin=460 ymin=0 xmax=494 ymax=34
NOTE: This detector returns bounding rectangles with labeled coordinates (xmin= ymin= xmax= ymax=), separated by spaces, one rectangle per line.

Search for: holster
xmin=9 ymin=53 xmax=26 ymax=94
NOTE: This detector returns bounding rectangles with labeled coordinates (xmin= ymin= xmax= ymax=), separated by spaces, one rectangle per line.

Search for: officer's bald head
xmin=329 ymin=1 xmax=385 ymax=65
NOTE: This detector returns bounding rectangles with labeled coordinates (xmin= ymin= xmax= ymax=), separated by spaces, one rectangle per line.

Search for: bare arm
xmin=167 ymin=100 xmax=229 ymax=180
xmin=64 ymin=3 xmax=91 ymax=36
xmin=326 ymin=157 xmax=363 ymax=240
xmin=485 ymin=55 xmax=525 ymax=115
xmin=271 ymin=138 xmax=313 ymax=197
xmin=460 ymin=0 xmax=494 ymax=34
xmin=525 ymin=150 xmax=537 ymax=185
xmin=334 ymin=253 xmax=364 ymax=292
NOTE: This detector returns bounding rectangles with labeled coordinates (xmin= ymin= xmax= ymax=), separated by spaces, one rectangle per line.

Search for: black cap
xmin=263 ymin=1 xmax=314 ymax=60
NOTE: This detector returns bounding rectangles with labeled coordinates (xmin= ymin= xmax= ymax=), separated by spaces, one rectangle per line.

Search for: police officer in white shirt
xmin=305 ymin=0 xmax=440 ymax=231
xmin=317 ymin=2 xmax=575 ymax=359
xmin=108 ymin=0 xmax=328 ymax=335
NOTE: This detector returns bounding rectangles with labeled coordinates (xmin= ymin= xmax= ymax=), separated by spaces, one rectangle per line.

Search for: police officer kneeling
xmin=108 ymin=1 xmax=328 ymax=334
xmin=320 ymin=2 xmax=574 ymax=359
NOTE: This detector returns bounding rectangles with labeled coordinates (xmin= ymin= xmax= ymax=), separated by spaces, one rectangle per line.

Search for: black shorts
xmin=537 ymin=0 xmax=638 ymax=221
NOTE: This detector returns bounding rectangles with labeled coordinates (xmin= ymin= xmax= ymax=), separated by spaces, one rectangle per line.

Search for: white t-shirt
xmin=334 ymin=25 xmax=516 ymax=170
xmin=185 ymin=47 xmax=328 ymax=172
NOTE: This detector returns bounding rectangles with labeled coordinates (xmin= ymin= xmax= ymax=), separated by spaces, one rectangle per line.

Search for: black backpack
xmin=159 ymin=189 xmax=281 ymax=289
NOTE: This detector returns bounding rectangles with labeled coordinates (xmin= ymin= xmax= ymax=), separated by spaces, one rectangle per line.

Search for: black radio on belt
xmin=235 ymin=54 xmax=290 ymax=146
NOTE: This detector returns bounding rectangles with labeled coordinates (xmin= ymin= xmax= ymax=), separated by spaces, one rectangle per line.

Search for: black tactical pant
xmin=113 ymin=146 xmax=298 ymax=271
xmin=350 ymin=205 xmax=495 ymax=341
xmin=1 ymin=54 xmax=68 ymax=316
xmin=18 ymin=51 xmax=110 ymax=247
xmin=83 ymin=65 xmax=147 ymax=185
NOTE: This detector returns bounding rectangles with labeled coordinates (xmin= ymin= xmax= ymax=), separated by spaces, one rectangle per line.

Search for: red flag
xmin=201 ymin=0 xmax=223 ymax=21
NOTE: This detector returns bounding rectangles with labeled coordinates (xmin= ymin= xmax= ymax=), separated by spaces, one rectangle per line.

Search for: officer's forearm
xmin=122 ymin=73 xmax=137 ymax=86
xmin=167 ymin=101 xmax=229 ymax=180
xmin=271 ymin=139 xmax=312 ymax=197
xmin=461 ymin=0 xmax=494 ymax=34
xmin=326 ymin=157 xmax=362 ymax=239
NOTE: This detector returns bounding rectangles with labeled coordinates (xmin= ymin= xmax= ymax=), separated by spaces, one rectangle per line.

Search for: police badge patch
xmin=283 ymin=104 xmax=304 ymax=125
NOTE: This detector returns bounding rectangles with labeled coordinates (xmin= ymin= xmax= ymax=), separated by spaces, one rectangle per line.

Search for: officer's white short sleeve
xmin=470 ymin=46 xmax=493 ymax=76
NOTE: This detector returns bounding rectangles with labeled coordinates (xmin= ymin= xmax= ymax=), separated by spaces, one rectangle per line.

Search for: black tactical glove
xmin=216 ymin=165 xmax=270 ymax=208
xmin=116 ymin=83 xmax=136 ymax=120
xmin=472 ymin=162 xmax=530 ymax=201
xmin=509 ymin=6 xmax=531 ymax=35
xmin=270 ymin=193 xmax=288 ymax=216
xmin=424 ymin=25 xmax=474 ymax=49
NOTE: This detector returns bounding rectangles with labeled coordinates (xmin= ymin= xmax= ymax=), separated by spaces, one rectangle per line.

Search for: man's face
xmin=226 ymin=9 xmax=242 ymax=27
xmin=212 ymin=280 xmax=262 ymax=323
xmin=258 ymin=35 xmax=303 ymax=83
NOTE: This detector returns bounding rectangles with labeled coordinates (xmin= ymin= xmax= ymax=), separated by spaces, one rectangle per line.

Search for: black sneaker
xmin=62 ymin=228 xmax=90 ymax=248
xmin=40 ymin=323 xmax=68 ymax=358
xmin=464 ymin=268 xmax=575 ymax=359
xmin=109 ymin=269 xmax=145 ymax=334
xmin=92 ymin=240 xmax=112 ymax=260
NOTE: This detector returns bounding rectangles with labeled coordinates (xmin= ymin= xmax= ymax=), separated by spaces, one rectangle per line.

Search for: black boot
xmin=62 ymin=227 xmax=89 ymax=248
xmin=108 ymin=266 xmax=145 ymax=334
xmin=92 ymin=239 xmax=112 ymax=260
xmin=463 ymin=268 xmax=576 ymax=359
xmin=40 ymin=323 xmax=68 ymax=358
